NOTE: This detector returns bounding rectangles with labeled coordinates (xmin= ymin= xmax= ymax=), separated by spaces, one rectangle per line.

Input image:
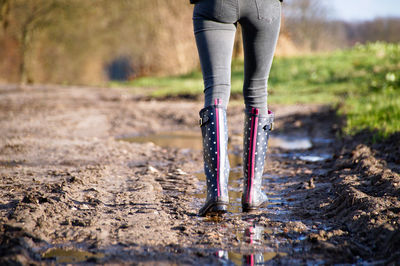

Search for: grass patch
xmin=111 ymin=42 xmax=400 ymax=136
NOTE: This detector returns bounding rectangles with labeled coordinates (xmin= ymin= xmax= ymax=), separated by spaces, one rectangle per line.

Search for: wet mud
xmin=1 ymin=85 xmax=399 ymax=264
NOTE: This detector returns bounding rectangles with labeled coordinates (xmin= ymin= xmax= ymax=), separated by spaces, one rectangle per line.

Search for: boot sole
xmin=242 ymin=201 xmax=268 ymax=213
xmin=199 ymin=202 xmax=228 ymax=217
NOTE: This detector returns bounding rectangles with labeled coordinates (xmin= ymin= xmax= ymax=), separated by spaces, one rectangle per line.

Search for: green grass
xmin=111 ymin=42 xmax=400 ymax=137
xmin=110 ymin=71 xmax=205 ymax=98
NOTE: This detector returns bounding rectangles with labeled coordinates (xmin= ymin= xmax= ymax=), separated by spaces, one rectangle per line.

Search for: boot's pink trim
xmin=215 ymin=99 xmax=220 ymax=197
xmin=247 ymin=108 xmax=259 ymax=203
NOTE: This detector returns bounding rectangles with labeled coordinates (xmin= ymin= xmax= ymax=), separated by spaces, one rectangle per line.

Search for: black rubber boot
xmin=242 ymin=108 xmax=274 ymax=212
xmin=198 ymin=99 xmax=229 ymax=216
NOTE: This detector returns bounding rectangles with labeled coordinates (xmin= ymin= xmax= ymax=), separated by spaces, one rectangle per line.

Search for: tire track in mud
xmin=327 ymin=142 xmax=400 ymax=262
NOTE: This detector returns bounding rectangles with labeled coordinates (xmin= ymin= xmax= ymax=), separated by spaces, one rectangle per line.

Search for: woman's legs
xmin=192 ymin=0 xmax=281 ymax=214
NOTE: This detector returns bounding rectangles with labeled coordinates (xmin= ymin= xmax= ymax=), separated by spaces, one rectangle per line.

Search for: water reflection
xmin=42 ymin=248 xmax=104 ymax=263
xmin=269 ymin=136 xmax=312 ymax=150
xmin=119 ymin=131 xmax=333 ymax=154
xmin=243 ymin=223 xmax=264 ymax=245
xmin=216 ymin=223 xmax=286 ymax=265
xmin=271 ymin=152 xmax=332 ymax=162
xmin=119 ymin=131 xmax=202 ymax=150
xmin=299 ymin=154 xmax=331 ymax=162
xmin=121 ymin=132 xmax=332 ymax=165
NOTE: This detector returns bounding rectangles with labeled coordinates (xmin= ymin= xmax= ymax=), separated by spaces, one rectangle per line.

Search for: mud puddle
xmin=42 ymin=248 xmax=104 ymax=263
xmin=120 ymin=131 xmax=203 ymax=150
xmin=217 ymin=249 xmax=288 ymax=265
xmin=122 ymin=131 xmax=333 ymax=162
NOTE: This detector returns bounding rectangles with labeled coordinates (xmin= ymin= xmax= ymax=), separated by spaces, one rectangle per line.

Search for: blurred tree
xmin=346 ymin=18 xmax=400 ymax=44
xmin=0 ymin=0 xmax=10 ymax=31
xmin=121 ymin=0 xmax=197 ymax=76
xmin=282 ymin=0 xmax=346 ymax=51
xmin=5 ymin=0 xmax=72 ymax=84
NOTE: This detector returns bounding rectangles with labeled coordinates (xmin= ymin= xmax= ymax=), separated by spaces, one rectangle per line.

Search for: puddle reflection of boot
xmin=199 ymin=99 xmax=230 ymax=216
xmin=242 ymin=224 xmax=264 ymax=265
xmin=244 ymin=224 xmax=264 ymax=244
xmin=242 ymin=108 xmax=274 ymax=212
xmin=243 ymin=253 xmax=264 ymax=265
xmin=215 ymin=250 xmax=229 ymax=260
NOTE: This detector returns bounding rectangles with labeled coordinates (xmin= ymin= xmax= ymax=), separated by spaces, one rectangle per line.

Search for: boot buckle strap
xmin=199 ymin=116 xmax=210 ymax=127
xmin=267 ymin=111 xmax=275 ymax=131
xmin=199 ymin=110 xmax=210 ymax=127
xmin=263 ymin=122 xmax=274 ymax=131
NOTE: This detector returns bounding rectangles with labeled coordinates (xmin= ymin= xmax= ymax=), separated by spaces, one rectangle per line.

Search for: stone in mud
xmin=147 ymin=165 xmax=159 ymax=174
xmin=71 ymin=219 xmax=91 ymax=227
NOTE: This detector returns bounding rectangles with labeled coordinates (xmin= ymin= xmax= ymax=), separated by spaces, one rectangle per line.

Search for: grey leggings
xmin=193 ymin=0 xmax=281 ymax=115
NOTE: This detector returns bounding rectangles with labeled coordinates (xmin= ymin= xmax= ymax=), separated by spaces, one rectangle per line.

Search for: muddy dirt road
xmin=1 ymin=85 xmax=399 ymax=264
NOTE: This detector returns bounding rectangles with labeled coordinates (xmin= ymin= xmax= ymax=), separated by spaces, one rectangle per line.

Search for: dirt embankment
xmin=0 ymin=85 xmax=399 ymax=264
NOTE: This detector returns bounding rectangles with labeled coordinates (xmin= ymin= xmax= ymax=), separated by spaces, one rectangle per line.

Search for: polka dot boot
xmin=242 ymin=108 xmax=274 ymax=212
xmin=198 ymin=99 xmax=230 ymax=216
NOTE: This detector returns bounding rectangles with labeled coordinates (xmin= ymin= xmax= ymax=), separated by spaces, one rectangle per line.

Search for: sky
xmin=329 ymin=0 xmax=400 ymax=21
